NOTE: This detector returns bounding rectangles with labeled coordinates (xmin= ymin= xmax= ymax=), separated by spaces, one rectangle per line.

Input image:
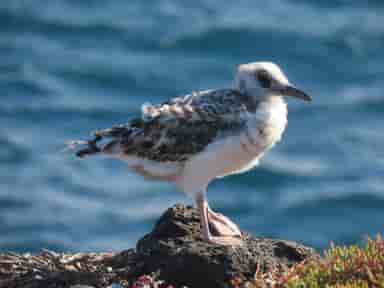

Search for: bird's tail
xmin=65 ymin=133 xmax=103 ymax=158
xmin=66 ymin=126 xmax=125 ymax=158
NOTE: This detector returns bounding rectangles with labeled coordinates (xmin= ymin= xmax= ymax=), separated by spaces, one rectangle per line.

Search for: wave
xmin=338 ymin=84 xmax=384 ymax=106
xmin=277 ymin=178 xmax=384 ymax=210
xmin=0 ymin=6 xmax=127 ymax=38
xmin=2 ymin=0 xmax=383 ymax=56
xmin=0 ymin=134 xmax=31 ymax=165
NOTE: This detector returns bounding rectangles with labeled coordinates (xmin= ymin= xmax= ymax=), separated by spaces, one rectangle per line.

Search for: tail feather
xmin=76 ymin=136 xmax=102 ymax=158
xmin=65 ymin=134 xmax=102 ymax=159
xmin=66 ymin=125 xmax=133 ymax=158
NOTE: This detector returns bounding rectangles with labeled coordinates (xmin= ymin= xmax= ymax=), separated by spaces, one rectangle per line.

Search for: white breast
xmin=251 ymin=97 xmax=288 ymax=149
xmin=177 ymin=97 xmax=288 ymax=197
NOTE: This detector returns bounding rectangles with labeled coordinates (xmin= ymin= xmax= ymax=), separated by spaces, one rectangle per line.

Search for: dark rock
xmin=112 ymin=204 xmax=317 ymax=288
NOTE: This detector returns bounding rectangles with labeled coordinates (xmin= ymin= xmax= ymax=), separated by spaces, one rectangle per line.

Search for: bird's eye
xmin=256 ymin=70 xmax=271 ymax=88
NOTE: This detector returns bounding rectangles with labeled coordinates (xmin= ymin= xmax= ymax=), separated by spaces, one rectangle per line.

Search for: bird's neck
xmin=255 ymin=95 xmax=288 ymax=128
xmin=250 ymin=95 xmax=287 ymax=148
xmin=262 ymin=94 xmax=287 ymax=106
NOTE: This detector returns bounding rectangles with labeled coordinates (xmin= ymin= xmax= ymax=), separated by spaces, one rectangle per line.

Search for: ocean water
xmin=1 ymin=0 xmax=383 ymax=253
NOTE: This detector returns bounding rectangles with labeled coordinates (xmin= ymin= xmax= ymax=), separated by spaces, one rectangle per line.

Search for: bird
xmin=68 ymin=62 xmax=311 ymax=246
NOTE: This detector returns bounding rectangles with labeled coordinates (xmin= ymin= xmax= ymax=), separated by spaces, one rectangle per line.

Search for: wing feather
xmin=75 ymin=89 xmax=257 ymax=162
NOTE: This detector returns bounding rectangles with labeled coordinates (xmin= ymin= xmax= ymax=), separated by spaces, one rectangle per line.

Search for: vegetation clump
xmin=278 ymin=235 xmax=384 ymax=288
xmin=231 ymin=236 xmax=384 ymax=288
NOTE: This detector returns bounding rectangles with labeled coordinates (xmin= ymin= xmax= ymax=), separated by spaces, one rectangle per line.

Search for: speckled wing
xmin=91 ymin=89 xmax=256 ymax=162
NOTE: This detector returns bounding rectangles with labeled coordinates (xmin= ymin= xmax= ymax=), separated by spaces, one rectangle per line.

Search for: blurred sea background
xmin=1 ymin=0 xmax=383 ymax=253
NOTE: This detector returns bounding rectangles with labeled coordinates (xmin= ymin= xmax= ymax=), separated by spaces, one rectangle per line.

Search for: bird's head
xmin=235 ymin=62 xmax=311 ymax=102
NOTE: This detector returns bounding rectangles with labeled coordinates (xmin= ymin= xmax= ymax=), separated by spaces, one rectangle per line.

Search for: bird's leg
xmin=207 ymin=206 xmax=242 ymax=237
xmin=195 ymin=194 xmax=242 ymax=246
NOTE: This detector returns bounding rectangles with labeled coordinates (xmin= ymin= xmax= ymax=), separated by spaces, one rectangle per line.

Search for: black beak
xmin=279 ymin=85 xmax=312 ymax=102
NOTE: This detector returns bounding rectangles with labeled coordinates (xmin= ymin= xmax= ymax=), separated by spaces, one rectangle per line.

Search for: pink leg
xmin=195 ymin=194 xmax=242 ymax=246
xmin=207 ymin=206 xmax=242 ymax=237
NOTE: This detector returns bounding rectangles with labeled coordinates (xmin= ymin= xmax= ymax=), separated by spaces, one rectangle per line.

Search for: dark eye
xmin=256 ymin=70 xmax=271 ymax=88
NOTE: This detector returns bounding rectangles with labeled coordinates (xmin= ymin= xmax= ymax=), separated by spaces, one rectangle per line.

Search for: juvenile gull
xmin=70 ymin=62 xmax=311 ymax=246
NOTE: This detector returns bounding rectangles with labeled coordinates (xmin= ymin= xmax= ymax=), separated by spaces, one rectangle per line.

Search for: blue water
xmin=1 ymin=0 xmax=383 ymax=253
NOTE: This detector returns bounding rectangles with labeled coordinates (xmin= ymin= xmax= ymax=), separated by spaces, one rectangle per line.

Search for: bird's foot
xmin=208 ymin=210 xmax=242 ymax=237
xmin=204 ymin=235 xmax=243 ymax=246
xmin=195 ymin=195 xmax=243 ymax=246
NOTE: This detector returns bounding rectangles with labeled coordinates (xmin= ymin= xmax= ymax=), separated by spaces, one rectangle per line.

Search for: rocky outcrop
xmin=0 ymin=204 xmax=317 ymax=288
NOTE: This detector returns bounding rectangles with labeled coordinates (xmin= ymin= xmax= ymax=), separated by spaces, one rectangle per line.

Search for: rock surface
xmin=109 ymin=204 xmax=317 ymax=287
xmin=0 ymin=204 xmax=317 ymax=288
